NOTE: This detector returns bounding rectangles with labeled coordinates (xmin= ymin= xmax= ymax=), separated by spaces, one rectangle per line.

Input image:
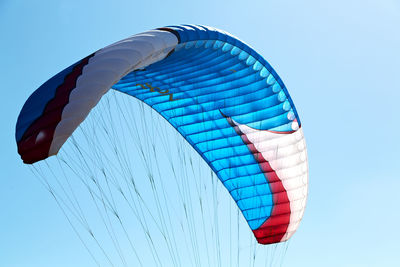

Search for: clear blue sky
xmin=1 ymin=0 xmax=400 ymax=266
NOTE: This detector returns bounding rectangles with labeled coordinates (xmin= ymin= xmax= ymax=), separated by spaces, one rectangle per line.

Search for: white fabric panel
xmin=230 ymin=118 xmax=308 ymax=242
xmin=48 ymin=30 xmax=178 ymax=155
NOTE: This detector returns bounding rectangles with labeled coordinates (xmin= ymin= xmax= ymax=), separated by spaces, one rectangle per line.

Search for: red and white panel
xmin=230 ymin=118 xmax=308 ymax=242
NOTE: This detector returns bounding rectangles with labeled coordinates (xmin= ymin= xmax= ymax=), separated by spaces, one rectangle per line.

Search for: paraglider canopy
xmin=16 ymin=25 xmax=308 ymax=245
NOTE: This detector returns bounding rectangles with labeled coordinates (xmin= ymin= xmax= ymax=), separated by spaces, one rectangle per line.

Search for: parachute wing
xmin=16 ymin=25 xmax=308 ymax=244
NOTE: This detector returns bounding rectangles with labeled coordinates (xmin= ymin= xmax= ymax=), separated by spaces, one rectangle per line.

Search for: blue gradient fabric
xmin=113 ymin=25 xmax=302 ymax=233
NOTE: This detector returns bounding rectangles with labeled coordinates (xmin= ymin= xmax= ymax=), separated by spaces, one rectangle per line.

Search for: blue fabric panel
xmin=113 ymin=25 xmax=300 ymax=230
